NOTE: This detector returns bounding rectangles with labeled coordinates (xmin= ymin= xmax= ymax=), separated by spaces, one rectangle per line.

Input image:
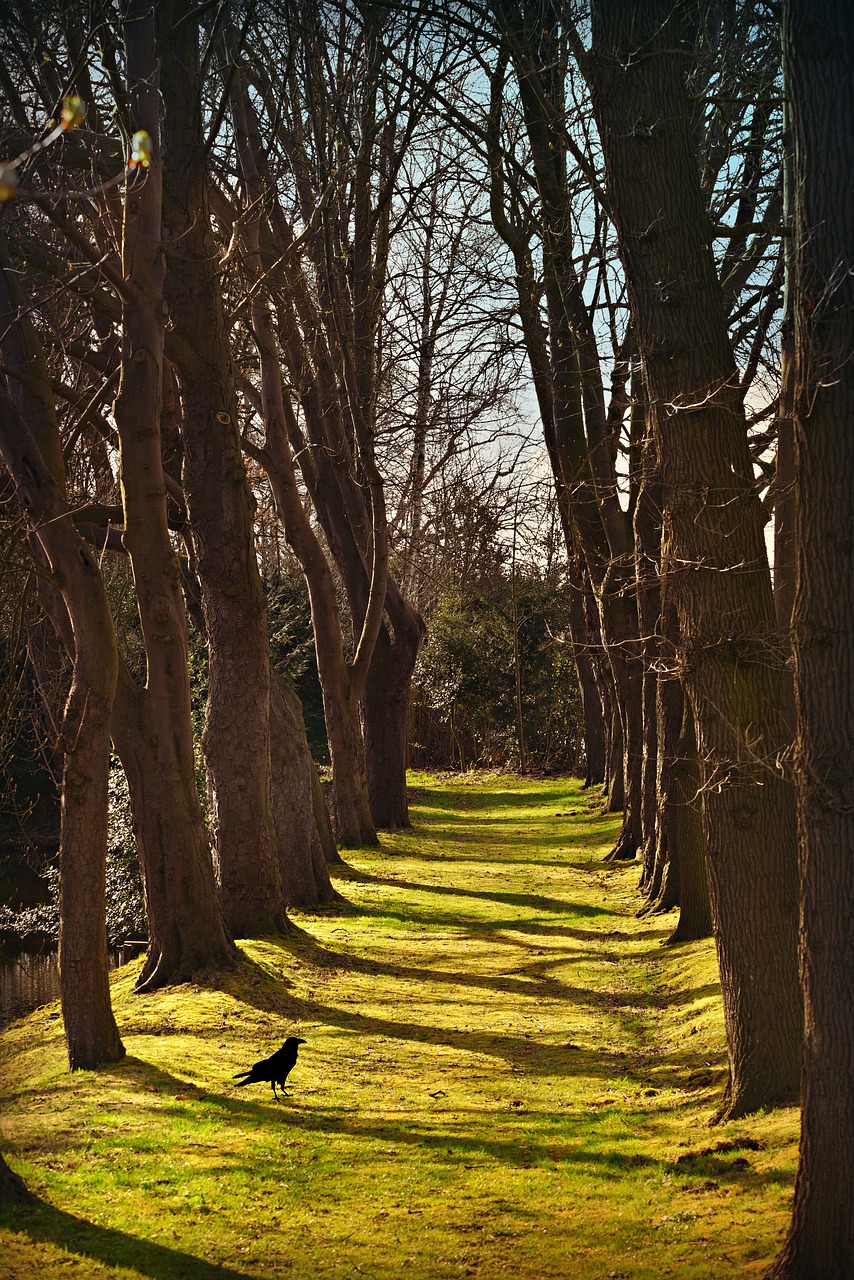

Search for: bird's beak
xmin=297 ymin=1038 xmax=306 ymax=1044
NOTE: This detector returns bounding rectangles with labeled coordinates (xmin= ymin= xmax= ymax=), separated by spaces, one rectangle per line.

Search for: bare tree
xmin=769 ymin=1 xmax=854 ymax=1269
xmin=586 ymin=0 xmax=801 ymax=1118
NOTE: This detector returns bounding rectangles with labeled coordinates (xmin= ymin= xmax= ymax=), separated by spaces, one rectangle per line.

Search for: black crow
xmin=233 ymin=1037 xmax=306 ymax=1099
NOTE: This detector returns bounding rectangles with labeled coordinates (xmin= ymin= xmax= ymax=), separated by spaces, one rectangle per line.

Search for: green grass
xmin=0 ymin=773 xmax=798 ymax=1279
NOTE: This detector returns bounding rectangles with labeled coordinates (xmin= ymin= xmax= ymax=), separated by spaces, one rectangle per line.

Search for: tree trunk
xmin=228 ymin=60 xmax=379 ymax=848
xmin=487 ymin=16 xmax=642 ymax=832
xmin=589 ymin=0 xmax=802 ymax=1118
xmin=269 ymin=672 xmax=342 ymax=905
xmin=0 ymin=1151 xmax=31 ymax=1203
xmin=362 ymin=609 xmax=424 ymax=828
xmin=634 ymin=425 xmax=663 ymax=883
xmin=600 ymin=578 xmax=644 ymax=859
xmin=112 ymin=1 xmax=235 ymax=989
xmin=773 ymin=97 xmax=798 ymax=739
xmin=639 ymin=632 xmax=682 ymax=918
xmin=0 ymin=405 xmax=125 ymax=1071
xmin=566 ymin=561 xmax=606 ymax=787
xmin=603 ymin=668 xmax=624 ymax=813
xmin=0 ymin=256 xmax=123 ymax=1072
xmin=667 ymin=693 xmax=712 ymax=945
xmin=584 ymin=574 xmax=613 ymax=795
xmin=161 ymin=2 xmax=285 ymax=936
xmin=111 ymin=675 xmax=235 ymax=989
xmin=768 ymin=4 xmax=854 ymax=1271
xmin=259 ymin=427 xmax=378 ymax=848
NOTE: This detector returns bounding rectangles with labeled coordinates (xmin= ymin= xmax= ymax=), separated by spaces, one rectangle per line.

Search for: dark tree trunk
xmin=634 ymin=427 xmax=663 ymax=883
xmin=0 ymin=256 xmax=123 ymax=1072
xmin=0 ymin=1151 xmax=31 ymax=1203
xmin=161 ymin=2 xmax=285 ymax=936
xmin=584 ymin=574 xmax=613 ymax=795
xmin=667 ymin=693 xmax=712 ymax=945
xmin=769 ymin=3 xmax=854 ymax=1271
xmin=566 ymin=560 xmax=606 ymax=787
xmin=589 ymin=0 xmax=802 ymax=1118
xmin=261 ymin=418 xmax=378 ymax=848
xmin=112 ymin=2 xmax=235 ymax=989
xmin=228 ymin=61 xmax=378 ymax=848
xmin=603 ymin=668 xmax=624 ymax=813
xmin=0 ymin=398 xmax=125 ymax=1072
xmin=639 ymin=669 xmax=679 ymax=916
xmin=773 ymin=97 xmax=798 ymax=739
xmin=269 ymin=672 xmax=342 ymax=905
xmin=361 ymin=608 xmax=424 ymax=829
xmin=600 ymin=577 xmax=644 ymax=860
xmin=639 ymin=644 xmax=682 ymax=918
xmin=111 ymin=675 xmax=236 ymax=989
xmin=487 ymin=12 xmax=642 ymax=836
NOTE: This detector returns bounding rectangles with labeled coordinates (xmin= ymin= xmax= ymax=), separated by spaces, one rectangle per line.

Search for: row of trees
xmin=0 ymin=0 xmax=532 ymax=1052
xmin=0 ymin=0 xmax=851 ymax=1266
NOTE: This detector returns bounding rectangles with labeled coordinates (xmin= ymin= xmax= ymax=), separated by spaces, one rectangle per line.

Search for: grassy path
xmin=1 ymin=774 xmax=798 ymax=1278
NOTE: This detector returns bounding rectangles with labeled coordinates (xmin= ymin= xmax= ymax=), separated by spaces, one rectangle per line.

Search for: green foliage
xmin=186 ymin=635 xmax=211 ymax=820
xmin=413 ymin=570 xmax=582 ymax=772
xmin=104 ymin=760 xmax=146 ymax=947
xmin=266 ymin=573 xmax=329 ymax=763
xmin=0 ymin=760 xmax=146 ymax=948
xmin=418 ymin=585 xmax=514 ymax=724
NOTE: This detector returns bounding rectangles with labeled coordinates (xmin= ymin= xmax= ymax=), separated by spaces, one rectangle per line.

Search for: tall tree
xmin=486 ymin=11 xmax=645 ymax=859
xmin=160 ymin=0 xmax=287 ymax=933
xmin=227 ymin=0 xmax=429 ymax=832
xmin=586 ymin=0 xmax=802 ymax=1117
xmin=0 ymin=301 xmax=124 ymax=1069
xmin=110 ymin=0 xmax=235 ymax=988
xmin=768 ymin=1 xmax=854 ymax=1271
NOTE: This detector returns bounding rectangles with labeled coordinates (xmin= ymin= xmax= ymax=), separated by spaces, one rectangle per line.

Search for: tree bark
xmin=269 ymin=672 xmax=342 ymax=905
xmin=634 ymin=417 xmax=663 ymax=883
xmin=774 ymin=109 xmax=798 ymax=739
xmin=488 ymin=12 xmax=644 ymax=855
xmin=110 ymin=672 xmax=235 ymax=987
xmin=639 ymin=662 xmax=681 ymax=917
xmin=566 ymin=558 xmax=606 ymax=788
xmin=603 ymin=667 xmax=624 ymax=813
xmin=362 ymin=599 xmax=425 ymax=828
xmin=0 ymin=253 xmax=123 ymax=1072
xmin=589 ymin=0 xmax=802 ymax=1118
xmin=112 ymin=1 xmax=235 ymax=989
xmin=0 ymin=396 xmax=125 ymax=1071
xmin=227 ymin=55 xmax=379 ymax=847
xmin=160 ymin=1 xmax=285 ymax=935
xmin=227 ymin=6 xmax=420 ymax=831
xmin=769 ymin=3 xmax=854 ymax=1271
xmin=0 ymin=1150 xmax=31 ymax=1203
xmin=666 ymin=691 xmax=712 ymax=945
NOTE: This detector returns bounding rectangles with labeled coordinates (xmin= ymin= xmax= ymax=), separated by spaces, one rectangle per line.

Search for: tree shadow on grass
xmin=87 ymin=1057 xmax=786 ymax=1195
xmin=188 ymin=955 xmax=727 ymax=1095
xmin=86 ymin=1057 xmax=663 ymax=1175
xmin=259 ymin=926 xmax=604 ymax=1004
xmin=0 ymin=1196 xmax=256 ymax=1280
xmin=414 ymin=787 xmax=572 ymax=813
xmin=332 ymin=864 xmax=614 ymax=918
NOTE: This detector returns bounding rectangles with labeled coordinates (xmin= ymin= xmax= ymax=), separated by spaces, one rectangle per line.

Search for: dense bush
xmin=265 ymin=573 xmax=329 ymax=762
xmin=0 ymin=758 xmax=146 ymax=948
xmin=411 ymin=570 xmax=583 ymax=774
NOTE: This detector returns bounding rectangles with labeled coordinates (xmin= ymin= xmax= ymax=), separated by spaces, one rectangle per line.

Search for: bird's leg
xmin=272 ymin=1082 xmax=278 ymax=1100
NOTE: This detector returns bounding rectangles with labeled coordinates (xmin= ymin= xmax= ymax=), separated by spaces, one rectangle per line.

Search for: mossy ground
xmin=0 ymin=773 xmax=798 ymax=1279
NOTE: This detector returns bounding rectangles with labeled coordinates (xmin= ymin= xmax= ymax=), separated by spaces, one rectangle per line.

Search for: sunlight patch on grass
xmin=1 ymin=773 xmax=798 ymax=1278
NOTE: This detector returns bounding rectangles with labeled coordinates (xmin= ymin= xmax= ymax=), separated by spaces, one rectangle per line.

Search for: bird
xmin=233 ymin=1037 xmax=306 ymax=1099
